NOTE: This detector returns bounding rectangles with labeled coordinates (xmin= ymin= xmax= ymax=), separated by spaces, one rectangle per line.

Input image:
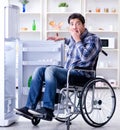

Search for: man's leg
xmin=28 ymin=66 xmax=68 ymax=120
xmin=15 ymin=66 xmax=46 ymax=115
xmin=43 ymin=66 xmax=68 ymax=110
xmin=27 ymin=66 xmax=81 ymax=120
xmin=26 ymin=66 xmax=46 ymax=109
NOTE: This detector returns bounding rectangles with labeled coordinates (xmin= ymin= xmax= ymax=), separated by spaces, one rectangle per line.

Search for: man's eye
xmin=76 ymin=23 xmax=81 ymax=26
xmin=69 ymin=23 xmax=81 ymax=26
xmin=70 ymin=23 xmax=73 ymax=26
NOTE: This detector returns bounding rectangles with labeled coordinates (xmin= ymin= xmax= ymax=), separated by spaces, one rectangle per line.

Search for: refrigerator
xmin=0 ymin=5 xmax=19 ymax=126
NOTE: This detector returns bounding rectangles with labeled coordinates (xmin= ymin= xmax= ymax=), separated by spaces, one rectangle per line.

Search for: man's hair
xmin=68 ymin=13 xmax=85 ymax=24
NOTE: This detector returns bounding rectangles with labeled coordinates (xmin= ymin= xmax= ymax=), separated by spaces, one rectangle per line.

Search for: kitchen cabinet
xmin=9 ymin=0 xmax=42 ymax=40
xmin=84 ymin=0 xmax=120 ymax=87
xmin=44 ymin=0 xmax=82 ymax=39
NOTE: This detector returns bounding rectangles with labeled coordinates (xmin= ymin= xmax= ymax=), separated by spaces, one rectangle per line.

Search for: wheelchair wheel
xmin=80 ymin=77 xmax=116 ymax=127
xmin=32 ymin=117 xmax=40 ymax=126
xmin=54 ymin=89 xmax=81 ymax=122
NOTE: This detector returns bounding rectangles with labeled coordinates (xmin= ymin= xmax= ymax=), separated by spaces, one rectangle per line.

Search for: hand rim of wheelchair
xmin=80 ymin=77 xmax=116 ymax=127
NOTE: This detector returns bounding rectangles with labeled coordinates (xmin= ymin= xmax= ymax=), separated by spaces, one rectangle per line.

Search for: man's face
xmin=69 ymin=18 xmax=85 ymax=35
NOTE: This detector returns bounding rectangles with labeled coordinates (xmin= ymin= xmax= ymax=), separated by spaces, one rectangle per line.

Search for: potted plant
xmin=58 ymin=2 xmax=69 ymax=12
xmin=19 ymin=0 xmax=29 ymax=12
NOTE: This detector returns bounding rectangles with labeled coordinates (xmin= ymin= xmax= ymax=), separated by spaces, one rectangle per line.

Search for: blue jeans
xmin=25 ymin=65 xmax=81 ymax=110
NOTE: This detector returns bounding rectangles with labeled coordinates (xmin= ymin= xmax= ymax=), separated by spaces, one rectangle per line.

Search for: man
xmin=15 ymin=13 xmax=102 ymax=121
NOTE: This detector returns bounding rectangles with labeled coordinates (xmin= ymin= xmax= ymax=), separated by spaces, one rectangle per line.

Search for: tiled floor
xmin=0 ymin=89 xmax=120 ymax=130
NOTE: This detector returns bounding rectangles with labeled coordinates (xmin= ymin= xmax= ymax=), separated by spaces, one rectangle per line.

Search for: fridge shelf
xmin=23 ymin=47 xmax=60 ymax=52
xmin=22 ymin=60 xmax=61 ymax=65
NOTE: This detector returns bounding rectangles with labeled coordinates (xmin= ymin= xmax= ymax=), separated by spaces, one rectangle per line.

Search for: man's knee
xmin=32 ymin=66 xmax=45 ymax=78
xmin=45 ymin=66 xmax=57 ymax=74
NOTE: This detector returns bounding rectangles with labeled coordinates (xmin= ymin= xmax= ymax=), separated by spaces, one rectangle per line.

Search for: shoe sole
xmin=14 ymin=108 xmax=33 ymax=119
xmin=28 ymin=109 xmax=53 ymax=121
xmin=28 ymin=109 xmax=43 ymax=116
xmin=14 ymin=108 xmax=24 ymax=115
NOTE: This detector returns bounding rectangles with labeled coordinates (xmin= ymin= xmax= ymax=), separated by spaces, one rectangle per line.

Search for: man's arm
xmin=76 ymin=35 xmax=101 ymax=63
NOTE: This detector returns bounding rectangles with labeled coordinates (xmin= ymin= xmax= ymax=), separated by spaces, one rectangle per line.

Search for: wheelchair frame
xmin=53 ymin=69 xmax=116 ymax=130
xmin=27 ymin=50 xmax=116 ymax=130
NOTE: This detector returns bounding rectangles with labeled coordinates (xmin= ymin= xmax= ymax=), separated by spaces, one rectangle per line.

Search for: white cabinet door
xmin=18 ymin=40 xmax=65 ymax=107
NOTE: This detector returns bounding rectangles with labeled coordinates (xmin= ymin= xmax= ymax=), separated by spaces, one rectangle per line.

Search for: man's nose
xmin=72 ymin=24 xmax=77 ymax=28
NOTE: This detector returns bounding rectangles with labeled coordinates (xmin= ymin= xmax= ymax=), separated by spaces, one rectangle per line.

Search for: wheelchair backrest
xmin=93 ymin=56 xmax=99 ymax=71
xmin=93 ymin=50 xmax=108 ymax=75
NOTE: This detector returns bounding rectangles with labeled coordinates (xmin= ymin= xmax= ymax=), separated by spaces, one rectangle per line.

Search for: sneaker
xmin=14 ymin=107 xmax=33 ymax=117
xmin=28 ymin=107 xmax=54 ymax=121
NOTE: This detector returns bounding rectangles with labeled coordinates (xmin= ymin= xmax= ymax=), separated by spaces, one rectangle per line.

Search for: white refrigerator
xmin=0 ymin=5 xmax=19 ymax=126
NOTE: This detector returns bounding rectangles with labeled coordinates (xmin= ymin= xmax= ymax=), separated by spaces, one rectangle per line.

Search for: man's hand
xmin=47 ymin=33 xmax=65 ymax=41
xmin=70 ymin=29 xmax=81 ymax=43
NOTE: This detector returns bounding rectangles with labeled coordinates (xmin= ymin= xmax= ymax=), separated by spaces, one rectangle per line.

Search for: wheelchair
xmin=27 ymin=50 xmax=116 ymax=130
